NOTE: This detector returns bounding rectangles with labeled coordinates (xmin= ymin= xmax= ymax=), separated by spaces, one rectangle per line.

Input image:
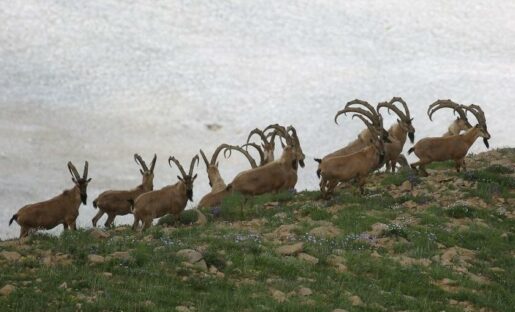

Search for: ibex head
xmin=377 ymin=97 xmax=415 ymax=143
xmin=336 ymin=99 xmax=391 ymax=142
xmin=463 ymin=104 xmax=490 ymax=148
xmin=68 ymin=161 xmax=91 ymax=205
xmin=263 ymin=124 xmax=305 ymax=169
xmin=134 ymin=153 xmax=156 ymax=190
xmin=352 ymin=114 xmax=387 ymax=166
xmin=247 ymin=128 xmax=275 ymax=162
xmin=169 ymin=155 xmax=199 ymax=201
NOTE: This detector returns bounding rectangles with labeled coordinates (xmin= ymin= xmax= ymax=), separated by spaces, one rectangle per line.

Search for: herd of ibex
xmin=8 ymin=98 xmax=490 ymax=238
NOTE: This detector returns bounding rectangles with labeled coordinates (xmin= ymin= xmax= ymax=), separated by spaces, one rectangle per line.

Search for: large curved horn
xmin=67 ymin=161 xmax=81 ymax=181
xmin=222 ymin=145 xmax=258 ymax=168
xmin=241 ymin=143 xmax=265 ymax=165
xmin=427 ymin=99 xmax=467 ymax=121
xmin=168 ymin=156 xmax=187 ymax=177
xmin=390 ymin=97 xmax=410 ymax=119
xmin=464 ymin=104 xmax=487 ymax=127
xmin=199 ymin=149 xmax=210 ymax=168
xmin=334 ymin=107 xmax=376 ymax=125
xmin=263 ymin=124 xmax=292 ymax=146
xmin=210 ymin=143 xmax=231 ymax=165
xmin=189 ymin=155 xmax=199 ymax=176
xmin=377 ymin=101 xmax=407 ymax=121
xmin=344 ymin=99 xmax=382 ymax=126
xmin=352 ymin=114 xmax=379 ymax=138
xmin=83 ymin=161 xmax=89 ymax=179
xmin=246 ymin=128 xmax=269 ymax=145
xmin=134 ymin=154 xmax=149 ymax=172
xmin=149 ymin=154 xmax=157 ymax=173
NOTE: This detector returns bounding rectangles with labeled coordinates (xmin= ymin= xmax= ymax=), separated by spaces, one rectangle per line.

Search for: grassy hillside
xmin=1 ymin=149 xmax=514 ymax=311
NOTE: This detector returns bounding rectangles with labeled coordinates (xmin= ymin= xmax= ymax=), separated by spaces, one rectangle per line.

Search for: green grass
xmin=1 ymin=150 xmax=513 ymax=311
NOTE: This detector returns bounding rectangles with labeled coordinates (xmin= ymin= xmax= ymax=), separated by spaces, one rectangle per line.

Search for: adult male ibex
xmin=410 ymin=104 xmax=490 ymax=176
xmin=376 ymin=97 xmax=415 ymax=172
xmin=316 ymin=115 xmax=386 ymax=197
xmin=92 ymin=154 xmax=156 ymax=227
xmin=132 ymin=155 xmax=199 ymax=230
xmin=227 ymin=124 xmax=304 ymax=195
xmin=9 ymin=161 xmax=91 ymax=238
xmin=197 ymin=144 xmax=258 ymax=208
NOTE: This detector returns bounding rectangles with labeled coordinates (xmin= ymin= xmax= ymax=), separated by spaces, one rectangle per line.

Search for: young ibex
xmin=132 ymin=155 xmax=199 ymax=230
xmin=197 ymin=144 xmax=258 ymax=208
xmin=376 ymin=97 xmax=415 ymax=172
xmin=427 ymin=99 xmax=472 ymax=136
xmin=227 ymin=125 xmax=303 ymax=195
xmin=410 ymin=104 xmax=490 ymax=176
xmin=9 ymin=161 xmax=91 ymax=238
xmin=316 ymin=115 xmax=386 ymax=197
xmin=92 ymin=154 xmax=156 ymax=227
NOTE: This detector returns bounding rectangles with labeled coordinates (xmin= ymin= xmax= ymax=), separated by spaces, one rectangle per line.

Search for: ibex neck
xmin=389 ymin=123 xmax=407 ymax=145
xmin=462 ymin=127 xmax=481 ymax=147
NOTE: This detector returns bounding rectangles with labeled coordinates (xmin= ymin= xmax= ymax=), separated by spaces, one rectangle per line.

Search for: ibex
xmin=427 ymin=99 xmax=472 ymax=136
xmin=245 ymin=127 xmax=278 ymax=164
xmin=410 ymin=104 xmax=490 ymax=176
xmin=132 ymin=155 xmax=199 ymax=230
xmin=9 ymin=161 xmax=91 ymax=238
xmin=316 ymin=115 xmax=386 ymax=197
xmin=92 ymin=154 xmax=156 ymax=227
xmin=376 ymin=97 xmax=415 ymax=172
xmin=227 ymin=124 xmax=303 ymax=195
xmin=197 ymin=144 xmax=258 ymax=208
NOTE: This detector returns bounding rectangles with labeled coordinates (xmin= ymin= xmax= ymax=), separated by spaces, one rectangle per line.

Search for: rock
xmin=59 ymin=282 xmax=68 ymax=289
xmin=176 ymin=249 xmax=203 ymax=264
xmin=394 ymin=255 xmax=431 ymax=267
xmin=332 ymin=309 xmax=348 ymax=312
xmin=110 ymin=251 xmax=131 ymax=261
xmin=193 ymin=260 xmax=208 ymax=272
xmin=102 ymin=272 xmax=113 ymax=278
xmin=144 ymin=300 xmax=154 ymax=307
xmin=271 ymin=289 xmax=286 ymax=303
xmin=297 ymin=253 xmax=319 ymax=265
xmin=88 ymin=254 xmax=105 ymax=264
xmin=275 ymin=242 xmax=303 ymax=256
xmin=194 ymin=209 xmax=208 ymax=225
xmin=175 ymin=306 xmax=191 ymax=312
xmin=399 ymin=180 xmax=412 ymax=192
xmin=403 ymin=200 xmax=418 ymax=209
xmin=440 ymin=246 xmax=475 ymax=268
xmin=309 ymin=225 xmax=341 ymax=238
xmin=298 ymin=287 xmax=313 ymax=296
xmin=0 ymin=284 xmax=15 ymax=296
xmin=369 ymin=223 xmax=388 ymax=237
xmin=350 ymin=295 xmax=363 ymax=306
xmin=0 ymin=251 xmax=21 ymax=262
xmin=90 ymin=229 xmax=110 ymax=239
xmin=264 ymin=202 xmax=280 ymax=209
xmin=265 ymin=224 xmax=297 ymax=241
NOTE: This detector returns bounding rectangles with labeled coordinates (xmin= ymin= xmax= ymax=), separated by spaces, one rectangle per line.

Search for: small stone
xmin=0 ymin=251 xmax=21 ymax=262
xmin=59 ymin=282 xmax=68 ymax=289
xmin=144 ymin=300 xmax=154 ymax=307
xmin=350 ymin=295 xmax=363 ymax=306
xmin=110 ymin=251 xmax=131 ymax=261
xmin=0 ymin=284 xmax=15 ymax=296
xmin=88 ymin=254 xmax=105 ymax=264
xmin=399 ymin=180 xmax=412 ymax=192
xmin=154 ymin=246 xmax=165 ymax=252
xmin=193 ymin=260 xmax=208 ymax=272
xmin=102 ymin=272 xmax=113 ymax=278
xmin=298 ymin=287 xmax=313 ymax=296
xmin=309 ymin=225 xmax=341 ymax=238
xmin=90 ymin=229 xmax=110 ymax=239
xmin=275 ymin=242 xmax=303 ymax=256
xmin=332 ymin=309 xmax=348 ymax=312
xmin=297 ymin=253 xmax=319 ymax=265
xmin=271 ymin=289 xmax=286 ymax=303
xmin=176 ymin=249 xmax=203 ymax=264
xmin=176 ymin=306 xmax=191 ymax=312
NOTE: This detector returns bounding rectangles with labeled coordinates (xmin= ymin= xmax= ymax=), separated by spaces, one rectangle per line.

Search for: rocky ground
xmin=0 ymin=148 xmax=514 ymax=311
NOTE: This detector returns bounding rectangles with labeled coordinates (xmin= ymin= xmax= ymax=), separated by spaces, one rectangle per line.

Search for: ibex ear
xmin=397 ymin=118 xmax=401 ymax=123
xmin=177 ymin=175 xmax=184 ymax=181
xmin=72 ymin=178 xmax=77 ymax=184
xmin=192 ymin=174 xmax=198 ymax=181
xmin=215 ymin=162 xmax=219 ymax=168
xmin=87 ymin=178 xmax=92 ymax=183
xmin=140 ymin=169 xmax=144 ymax=175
